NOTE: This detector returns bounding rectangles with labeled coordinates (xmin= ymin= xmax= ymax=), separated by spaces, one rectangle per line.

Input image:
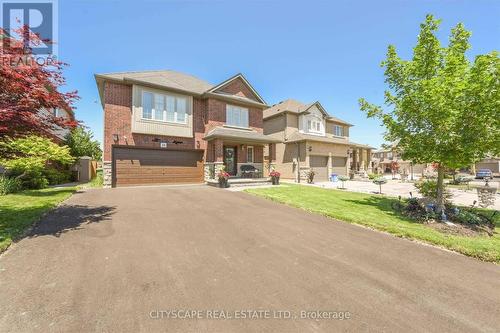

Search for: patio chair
xmin=240 ymin=165 xmax=261 ymax=178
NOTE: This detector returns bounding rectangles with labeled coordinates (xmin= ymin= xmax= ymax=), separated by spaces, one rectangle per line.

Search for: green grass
xmin=246 ymin=184 xmax=500 ymax=263
xmin=0 ymin=187 xmax=76 ymax=252
xmin=87 ymin=169 xmax=103 ymax=188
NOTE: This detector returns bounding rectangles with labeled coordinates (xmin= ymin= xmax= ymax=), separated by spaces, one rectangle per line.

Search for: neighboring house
xmin=95 ymin=70 xmax=279 ymax=187
xmin=372 ymin=148 xmax=428 ymax=175
xmin=475 ymin=157 xmax=500 ymax=176
xmin=40 ymin=107 xmax=75 ymax=142
xmin=263 ymin=99 xmax=373 ymax=181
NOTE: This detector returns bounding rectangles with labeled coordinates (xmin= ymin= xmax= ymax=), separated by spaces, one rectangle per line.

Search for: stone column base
xmin=214 ymin=162 xmax=225 ymax=176
xmin=299 ymin=167 xmax=311 ymax=182
xmin=103 ymin=161 xmax=112 ymax=188
xmin=204 ymin=163 xmax=214 ymax=181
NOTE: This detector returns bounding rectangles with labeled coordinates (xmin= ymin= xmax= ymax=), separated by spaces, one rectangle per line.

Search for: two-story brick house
xmin=95 ymin=70 xmax=279 ymax=187
xmin=263 ymin=99 xmax=373 ymax=181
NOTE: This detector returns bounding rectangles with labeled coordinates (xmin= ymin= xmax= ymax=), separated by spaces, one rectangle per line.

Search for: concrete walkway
xmin=287 ymin=179 xmax=500 ymax=209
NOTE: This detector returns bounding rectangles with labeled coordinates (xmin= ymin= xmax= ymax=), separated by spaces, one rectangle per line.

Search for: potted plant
xmin=338 ymin=175 xmax=350 ymax=189
xmin=269 ymin=170 xmax=281 ymax=185
xmin=307 ymin=169 xmax=315 ymax=184
xmin=217 ymin=169 xmax=230 ymax=188
xmin=373 ymin=177 xmax=387 ymax=194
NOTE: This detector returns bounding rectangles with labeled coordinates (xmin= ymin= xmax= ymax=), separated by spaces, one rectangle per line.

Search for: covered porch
xmin=348 ymin=144 xmax=374 ymax=175
xmin=203 ymin=127 xmax=280 ymax=181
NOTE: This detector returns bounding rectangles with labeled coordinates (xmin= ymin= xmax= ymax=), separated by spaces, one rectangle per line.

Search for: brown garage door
xmin=112 ymin=147 xmax=204 ymax=187
xmin=310 ymin=155 xmax=329 ymax=181
xmin=332 ymin=156 xmax=347 ymax=175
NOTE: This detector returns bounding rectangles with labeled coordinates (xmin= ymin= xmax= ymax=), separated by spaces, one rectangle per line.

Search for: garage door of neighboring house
xmin=331 ymin=156 xmax=347 ymax=176
xmin=310 ymin=155 xmax=329 ymax=181
xmin=477 ymin=162 xmax=499 ymax=173
xmin=112 ymin=147 xmax=204 ymax=187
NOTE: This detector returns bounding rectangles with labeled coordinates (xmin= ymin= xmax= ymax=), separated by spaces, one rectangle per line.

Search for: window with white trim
xmin=333 ymin=125 xmax=344 ymax=137
xmin=142 ymin=91 xmax=188 ymax=124
xmin=307 ymin=117 xmax=323 ymax=134
xmin=247 ymin=146 xmax=254 ymax=163
xmin=226 ymin=104 xmax=249 ymax=128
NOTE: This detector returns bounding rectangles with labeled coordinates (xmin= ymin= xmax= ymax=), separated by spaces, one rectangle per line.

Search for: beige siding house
xmin=371 ymin=148 xmax=428 ymax=176
xmin=264 ymin=99 xmax=373 ymax=182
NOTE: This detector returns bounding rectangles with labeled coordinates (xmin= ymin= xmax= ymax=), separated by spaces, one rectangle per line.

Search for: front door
xmin=223 ymin=146 xmax=237 ymax=176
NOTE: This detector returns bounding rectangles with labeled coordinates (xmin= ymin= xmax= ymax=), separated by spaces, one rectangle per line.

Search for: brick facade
xmin=103 ymin=82 xmax=208 ymax=162
xmin=215 ymin=77 xmax=260 ymax=102
xmin=205 ymin=98 xmax=263 ymax=133
xmin=103 ymin=81 xmax=266 ymax=164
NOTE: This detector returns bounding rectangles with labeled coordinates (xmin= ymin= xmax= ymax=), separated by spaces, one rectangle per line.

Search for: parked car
xmin=476 ymin=169 xmax=493 ymax=179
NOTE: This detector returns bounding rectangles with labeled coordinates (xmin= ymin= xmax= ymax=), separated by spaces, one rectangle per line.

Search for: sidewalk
xmin=283 ymin=179 xmax=500 ymax=210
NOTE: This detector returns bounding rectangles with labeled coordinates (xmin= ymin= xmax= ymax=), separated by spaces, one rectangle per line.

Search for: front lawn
xmin=0 ymin=187 xmax=76 ymax=252
xmin=246 ymin=185 xmax=500 ymax=263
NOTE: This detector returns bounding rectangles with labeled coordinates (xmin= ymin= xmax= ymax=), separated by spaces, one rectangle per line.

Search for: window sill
xmin=302 ymin=131 xmax=326 ymax=137
xmin=140 ymin=118 xmax=189 ymax=126
xmin=223 ymin=124 xmax=252 ymax=131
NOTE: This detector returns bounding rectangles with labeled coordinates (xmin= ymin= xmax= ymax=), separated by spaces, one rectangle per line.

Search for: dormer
xmin=299 ymin=103 xmax=326 ymax=136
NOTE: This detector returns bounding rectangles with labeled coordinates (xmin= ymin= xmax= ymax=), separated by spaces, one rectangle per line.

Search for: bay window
xmin=142 ymin=91 xmax=188 ymax=124
xmin=226 ymin=105 xmax=249 ymax=128
xmin=142 ymin=92 xmax=153 ymax=119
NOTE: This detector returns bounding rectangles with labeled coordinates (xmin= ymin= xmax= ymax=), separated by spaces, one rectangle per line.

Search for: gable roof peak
xmin=208 ymin=73 xmax=266 ymax=104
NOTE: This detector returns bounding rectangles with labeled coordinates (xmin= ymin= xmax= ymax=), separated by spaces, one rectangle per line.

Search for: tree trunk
xmin=436 ymin=164 xmax=446 ymax=217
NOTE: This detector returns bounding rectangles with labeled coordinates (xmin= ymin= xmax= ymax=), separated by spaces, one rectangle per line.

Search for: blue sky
xmin=58 ymin=0 xmax=499 ymax=148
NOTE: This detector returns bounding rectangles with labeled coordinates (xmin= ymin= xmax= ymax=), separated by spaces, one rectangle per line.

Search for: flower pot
xmin=272 ymin=176 xmax=280 ymax=185
xmin=218 ymin=178 xmax=229 ymax=188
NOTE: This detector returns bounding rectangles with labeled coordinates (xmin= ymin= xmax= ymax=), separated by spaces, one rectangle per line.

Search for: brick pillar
xmin=214 ymin=139 xmax=223 ymax=162
xmin=267 ymin=143 xmax=276 ymax=176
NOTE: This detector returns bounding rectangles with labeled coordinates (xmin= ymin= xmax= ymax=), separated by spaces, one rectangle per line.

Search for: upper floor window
xmin=333 ymin=125 xmax=344 ymax=137
xmin=307 ymin=119 xmax=322 ymax=133
xmin=226 ymin=104 xmax=249 ymax=128
xmin=52 ymin=108 xmax=67 ymax=118
xmin=303 ymin=116 xmax=325 ymax=135
xmin=142 ymin=91 xmax=188 ymax=124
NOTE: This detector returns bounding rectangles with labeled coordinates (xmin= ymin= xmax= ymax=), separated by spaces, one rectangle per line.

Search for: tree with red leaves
xmin=0 ymin=25 xmax=79 ymax=138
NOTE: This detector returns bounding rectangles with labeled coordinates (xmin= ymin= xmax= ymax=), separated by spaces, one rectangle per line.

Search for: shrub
xmin=43 ymin=167 xmax=71 ymax=185
xmin=64 ymin=126 xmax=102 ymax=160
xmin=338 ymin=175 xmax=350 ymax=189
xmin=415 ymin=179 xmax=452 ymax=202
xmin=368 ymin=173 xmax=378 ymax=179
xmin=0 ymin=136 xmax=74 ymax=190
xmin=0 ymin=176 xmax=21 ymax=195
xmin=307 ymin=170 xmax=315 ymax=183
xmin=7 ymin=168 xmax=48 ymax=189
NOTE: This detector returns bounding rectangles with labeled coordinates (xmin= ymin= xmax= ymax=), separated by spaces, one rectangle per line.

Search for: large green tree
xmin=64 ymin=126 xmax=102 ymax=160
xmin=359 ymin=15 xmax=500 ymax=215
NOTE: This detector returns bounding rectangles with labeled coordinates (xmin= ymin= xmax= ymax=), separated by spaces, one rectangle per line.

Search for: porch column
xmin=213 ymin=139 xmax=225 ymax=175
xmin=267 ymin=143 xmax=276 ymax=176
xmin=346 ymin=148 xmax=351 ymax=176
xmin=360 ymin=149 xmax=366 ymax=171
xmin=327 ymin=152 xmax=333 ymax=179
xmin=367 ymin=149 xmax=372 ymax=173
xmin=352 ymin=148 xmax=358 ymax=172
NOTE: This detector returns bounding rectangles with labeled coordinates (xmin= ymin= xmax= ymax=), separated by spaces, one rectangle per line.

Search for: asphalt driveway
xmin=0 ymin=186 xmax=499 ymax=332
